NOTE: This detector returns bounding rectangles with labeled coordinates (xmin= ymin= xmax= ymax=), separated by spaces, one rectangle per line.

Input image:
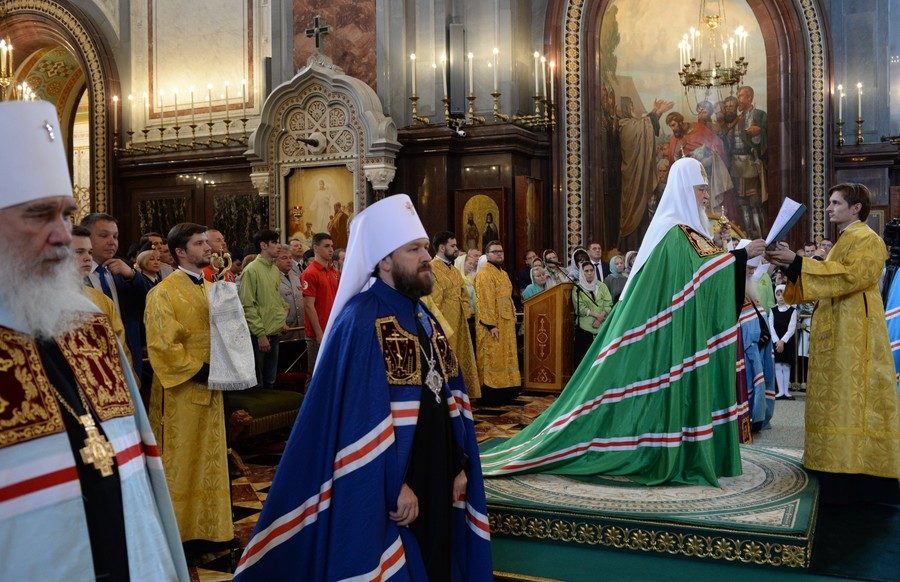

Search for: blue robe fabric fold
xmin=886 ymin=276 xmax=900 ymax=396
xmin=234 ymin=279 xmax=491 ymax=581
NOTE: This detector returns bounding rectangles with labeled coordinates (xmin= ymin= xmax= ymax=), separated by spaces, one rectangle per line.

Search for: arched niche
xmin=544 ymin=0 xmax=830 ymax=253
xmin=246 ymin=53 xmax=401 ymax=238
xmin=1 ymin=0 xmax=119 ymax=214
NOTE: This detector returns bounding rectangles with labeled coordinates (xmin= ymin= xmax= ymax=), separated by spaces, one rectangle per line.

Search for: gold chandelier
xmin=678 ymin=0 xmax=749 ymax=92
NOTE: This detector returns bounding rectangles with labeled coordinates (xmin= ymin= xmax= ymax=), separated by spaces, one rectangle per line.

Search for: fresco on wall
xmin=293 ymin=3 xmax=376 ymax=89
xmin=599 ymin=0 xmax=768 ymax=251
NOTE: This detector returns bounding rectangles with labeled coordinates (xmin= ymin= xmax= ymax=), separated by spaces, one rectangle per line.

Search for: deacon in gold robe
xmin=430 ymin=232 xmax=480 ymax=398
xmin=145 ymin=223 xmax=233 ymax=543
xmin=769 ymin=184 xmax=899 ymax=499
xmin=475 ymin=241 xmax=521 ymax=403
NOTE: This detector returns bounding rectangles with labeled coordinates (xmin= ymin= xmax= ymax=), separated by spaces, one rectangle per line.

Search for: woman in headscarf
xmin=572 ymin=262 xmax=612 ymax=365
xmin=624 ymin=250 xmax=638 ymax=276
xmin=522 ymin=266 xmax=552 ymax=301
xmin=482 ymin=158 xmax=766 ymax=486
xmin=567 ymin=247 xmax=591 ymax=280
xmin=603 ymin=255 xmax=627 ymax=303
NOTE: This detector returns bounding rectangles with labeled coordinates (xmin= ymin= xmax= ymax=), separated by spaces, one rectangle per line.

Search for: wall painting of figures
xmin=598 ymin=0 xmax=769 ymax=252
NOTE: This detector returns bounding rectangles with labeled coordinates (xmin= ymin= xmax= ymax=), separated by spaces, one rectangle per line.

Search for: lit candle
xmin=158 ymin=91 xmax=164 ymax=128
xmin=467 ymin=52 xmax=474 ymax=95
xmin=492 ymin=47 xmax=499 ymax=92
xmin=533 ymin=51 xmax=540 ymax=95
xmin=241 ymin=79 xmax=247 ymax=119
xmin=690 ymin=27 xmax=696 ymax=56
xmin=409 ymin=53 xmax=417 ymax=96
xmin=190 ymin=87 xmax=195 ymax=125
xmin=142 ymin=92 xmax=148 ymax=130
xmin=112 ymin=95 xmax=119 ymax=133
xmin=683 ymin=34 xmax=690 ymax=62
xmin=0 ymin=40 xmax=7 ymax=77
xmin=440 ymin=53 xmax=448 ymax=99
xmin=172 ymin=88 xmax=178 ymax=127
xmin=837 ymin=84 xmax=843 ymax=122
xmin=549 ymin=61 xmax=555 ymax=104
xmin=207 ymin=84 xmax=213 ymax=123
xmin=224 ymin=81 xmax=230 ymax=115
xmin=729 ymin=37 xmax=735 ymax=63
xmin=540 ymin=55 xmax=547 ymax=98
xmin=856 ymin=82 xmax=862 ymax=119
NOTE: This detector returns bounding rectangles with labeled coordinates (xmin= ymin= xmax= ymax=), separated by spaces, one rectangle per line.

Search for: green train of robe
xmin=481 ymin=226 xmax=743 ymax=486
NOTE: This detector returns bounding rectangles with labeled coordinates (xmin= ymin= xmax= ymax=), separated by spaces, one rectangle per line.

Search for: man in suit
xmin=587 ymin=242 xmax=609 ymax=281
xmin=81 ymin=213 xmax=151 ymax=379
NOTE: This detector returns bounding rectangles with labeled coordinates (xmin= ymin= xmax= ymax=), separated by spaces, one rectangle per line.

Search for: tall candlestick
xmin=112 ymin=96 xmax=119 ymax=133
xmin=158 ymin=91 xmax=164 ymax=127
xmin=207 ymin=84 xmax=213 ymax=123
xmin=172 ymin=89 xmax=178 ymax=128
xmin=224 ymin=81 xmax=230 ymax=116
xmin=467 ymin=52 xmax=474 ymax=95
xmin=190 ymin=87 xmax=195 ymax=125
xmin=540 ymin=55 xmax=547 ymax=98
xmin=533 ymin=51 xmax=540 ymax=95
xmin=440 ymin=53 xmax=448 ymax=99
xmin=409 ymin=53 xmax=417 ymax=96
xmin=127 ymin=94 xmax=133 ymax=130
xmin=142 ymin=92 xmax=148 ymax=129
xmin=837 ymin=84 xmax=843 ymax=122
xmin=856 ymin=82 xmax=862 ymax=118
xmin=241 ymin=79 xmax=247 ymax=119
xmin=492 ymin=47 xmax=499 ymax=92
xmin=549 ymin=61 xmax=555 ymax=104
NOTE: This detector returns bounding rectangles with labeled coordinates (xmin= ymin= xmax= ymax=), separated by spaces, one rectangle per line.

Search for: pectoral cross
xmin=305 ymin=16 xmax=331 ymax=52
xmin=78 ymin=414 xmax=116 ymax=477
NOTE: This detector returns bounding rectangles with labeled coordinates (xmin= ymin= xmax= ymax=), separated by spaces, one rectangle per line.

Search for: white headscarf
xmin=577 ymin=262 xmax=598 ymax=293
xmin=315 ymin=194 xmax=427 ymax=370
xmin=620 ymin=157 xmax=711 ymax=300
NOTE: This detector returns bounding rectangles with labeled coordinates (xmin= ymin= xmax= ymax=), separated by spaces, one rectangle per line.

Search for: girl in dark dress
xmin=768 ymin=284 xmax=797 ymax=399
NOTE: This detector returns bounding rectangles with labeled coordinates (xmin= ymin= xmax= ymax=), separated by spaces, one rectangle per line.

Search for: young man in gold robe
xmin=475 ymin=240 xmax=521 ymax=404
xmin=430 ymin=231 xmax=480 ymax=398
xmin=768 ymin=183 xmax=899 ymax=502
xmin=145 ymin=223 xmax=234 ymax=547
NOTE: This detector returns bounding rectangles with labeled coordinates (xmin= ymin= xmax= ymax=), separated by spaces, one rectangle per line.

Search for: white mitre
xmin=315 ymin=193 xmax=428 ymax=370
xmin=0 ymin=101 xmax=73 ymax=209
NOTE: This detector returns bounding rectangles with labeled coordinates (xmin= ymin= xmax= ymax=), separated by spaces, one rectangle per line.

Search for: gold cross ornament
xmin=78 ymin=414 xmax=116 ymax=476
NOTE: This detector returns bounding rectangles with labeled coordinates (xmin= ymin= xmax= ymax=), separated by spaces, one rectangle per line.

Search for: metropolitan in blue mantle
xmin=234 ymin=195 xmax=491 ymax=581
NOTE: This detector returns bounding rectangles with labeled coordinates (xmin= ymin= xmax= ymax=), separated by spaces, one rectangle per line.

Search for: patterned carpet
xmin=191 ymin=392 xmax=557 ymax=580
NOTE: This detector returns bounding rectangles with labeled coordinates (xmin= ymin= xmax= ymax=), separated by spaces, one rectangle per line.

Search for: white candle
xmin=540 ymin=55 xmax=547 ymax=98
xmin=729 ymin=37 xmax=735 ymax=63
xmin=112 ymin=96 xmax=119 ymax=133
xmin=241 ymin=79 xmax=247 ymax=119
xmin=467 ymin=52 xmax=474 ymax=95
xmin=0 ymin=40 xmax=7 ymax=77
xmin=409 ymin=53 xmax=417 ymax=96
xmin=158 ymin=91 xmax=164 ymax=128
xmin=224 ymin=81 xmax=230 ymax=115
xmin=492 ymin=47 xmax=499 ymax=92
xmin=127 ymin=94 xmax=133 ymax=130
xmin=207 ymin=84 xmax=213 ymax=123
xmin=533 ymin=51 xmax=540 ymax=95
xmin=690 ymin=27 xmax=696 ymax=56
xmin=190 ymin=87 xmax=195 ymax=125
xmin=856 ymin=82 xmax=862 ymax=119
xmin=440 ymin=53 xmax=448 ymax=98
xmin=548 ymin=61 xmax=555 ymax=104
xmin=172 ymin=89 xmax=178 ymax=127
xmin=837 ymin=84 xmax=843 ymax=122
xmin=142 ymin=92 xmax=148 ymax=130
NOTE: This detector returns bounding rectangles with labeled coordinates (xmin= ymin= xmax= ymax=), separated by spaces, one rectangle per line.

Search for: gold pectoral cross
xmin=78 ymin=414 xmax=116 ymax=477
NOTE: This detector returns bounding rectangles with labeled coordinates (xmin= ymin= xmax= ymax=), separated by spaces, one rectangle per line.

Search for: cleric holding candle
xmin=766 ymin=183 xmax=899 ymax=503
xmin=234 ymin=194 xmax=491 ymax=581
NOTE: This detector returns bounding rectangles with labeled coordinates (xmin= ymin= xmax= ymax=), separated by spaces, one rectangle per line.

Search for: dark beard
xmin=393 ymin=263 xmax=434 ymax=299
xmin=672 ymin=127 xmax=684 ymax=138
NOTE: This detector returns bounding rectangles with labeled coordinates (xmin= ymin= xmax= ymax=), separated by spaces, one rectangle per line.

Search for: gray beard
xmin=0 ymin=242 xmax=94 ymax=340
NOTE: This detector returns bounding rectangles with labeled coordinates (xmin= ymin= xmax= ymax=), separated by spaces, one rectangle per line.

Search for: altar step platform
xmin=483 ymin=441 xmax=829 ymax=580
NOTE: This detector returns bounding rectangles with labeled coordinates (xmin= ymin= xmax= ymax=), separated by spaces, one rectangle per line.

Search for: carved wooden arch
xmin=2 ymin=0 xmax=120 ymax=212
xmin=543 ymin=0 xmax=830 ymax=253
xmin=247 ymin=58 xmax=401 ymax=235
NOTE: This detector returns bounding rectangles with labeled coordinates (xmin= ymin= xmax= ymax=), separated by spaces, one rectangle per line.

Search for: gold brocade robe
xmin=145 ymin=271 xmax=233 ymax=542
xmin=474 ymin=262 xmax=521 ymax=389
xmin=785 ymin=222 xmax=899 ymax=478
xmin=430 ymin=258 xmax=480 ymax=397
xmin=82 ymin=285 xmax=133 ymax=371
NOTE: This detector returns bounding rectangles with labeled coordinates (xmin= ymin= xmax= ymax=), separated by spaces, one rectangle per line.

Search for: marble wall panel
xmin=292 ymin=0 xmax=376 ymax=88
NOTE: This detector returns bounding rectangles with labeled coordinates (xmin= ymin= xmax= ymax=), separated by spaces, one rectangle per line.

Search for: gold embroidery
xmin=431 ymin=320 xmax=459 ymax=381
xmin=55 ymin=314 xmax=134 ymax=421
xmin=0 ymin=327 xmax=65 ymax=448
xmin=375 ymin=316 xmax=421 ymax=386
xmin=679 ymin=224 xmax=723 ymax=257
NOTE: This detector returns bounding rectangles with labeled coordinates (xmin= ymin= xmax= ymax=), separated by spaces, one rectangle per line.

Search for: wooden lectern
xmin=523 ymin=282 xmax=574 ymax=392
